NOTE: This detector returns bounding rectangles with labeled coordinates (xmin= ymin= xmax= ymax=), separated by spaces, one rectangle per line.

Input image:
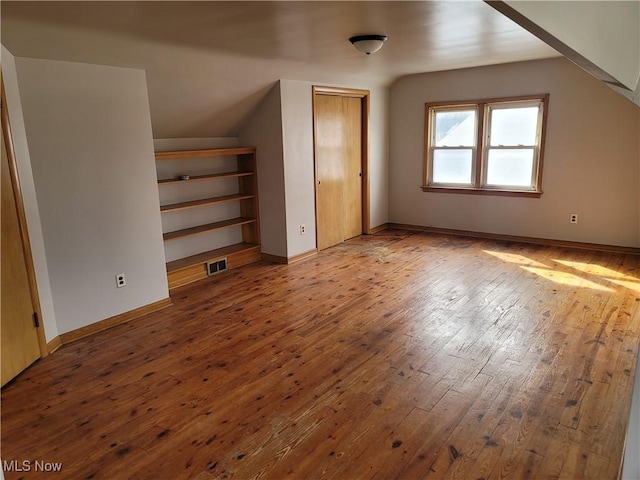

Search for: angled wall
xmin=490 ymin=1 xmax=640 ymax=105
xmin=238 ymin=82 xmax=288 ymax=257
xmin=13 ymin=57 xmax=168 ymax=334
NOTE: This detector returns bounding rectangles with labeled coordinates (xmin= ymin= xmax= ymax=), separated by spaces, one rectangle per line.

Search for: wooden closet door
xmin=1 ymin=119 xmax=41 ymax=386
xmin=315 ymin=94 xmax=346 ymax=251
xmin=342 ymin=96 xmax=362 ymax=240
xmin=314 ymin=94 xmax=363 ymax=251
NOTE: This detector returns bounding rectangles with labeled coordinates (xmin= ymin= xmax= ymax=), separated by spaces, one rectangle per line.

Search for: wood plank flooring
xmin=2 ymin=230 xmax=639 ymax=479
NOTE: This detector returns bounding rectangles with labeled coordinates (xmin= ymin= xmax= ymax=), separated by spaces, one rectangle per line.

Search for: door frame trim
xmin=1 ymin=75 xmax=49 ymax=358
xmin=312 ymin=86 xmax=371 ymax=249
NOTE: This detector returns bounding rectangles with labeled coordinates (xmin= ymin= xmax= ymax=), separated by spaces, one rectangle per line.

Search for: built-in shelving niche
xmin=156 ymin=147 xmax=260 ymax=290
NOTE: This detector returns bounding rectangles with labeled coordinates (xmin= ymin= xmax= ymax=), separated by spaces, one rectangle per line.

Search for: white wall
xmin=154 ymin=137 xmax=238 ymax=152
xmin=14 ymin=57 xmax=169 ymax=334
xmin=279 ymin=79 xmax=389 ymax=258
xmin=1 ymin=46 xmax=59 ymax=342
xmin=622 ymin=350 xmax=640 ymax=480
xmin=279 ymin=80 xmax=318 ymax=258
xmin=503 ymin=1 xmax=639 ymax=94
xmin=389 ymin=57 xmax=640 ymax=248
xmin=369 ymin=86 xmax=390 ymax=230
xmin=238 ymin=83 xmax=288 ymax=257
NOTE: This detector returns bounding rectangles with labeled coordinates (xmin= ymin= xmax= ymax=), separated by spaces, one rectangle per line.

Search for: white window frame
xmin=426 ymin=104 xmax=479 ymax=187
xmin=423 ymin=94 xmax=549 ymax=198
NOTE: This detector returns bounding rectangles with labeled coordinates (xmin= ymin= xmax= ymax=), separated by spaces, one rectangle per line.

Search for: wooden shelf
xmin=155 ymin=147 xmax=256 ymax=160
xmin=156 ymin=146 xmax=260 ymax=289
xmin=166 ymin=242 xmax=260 ymax=273
xmin=160 ymin=194 xmax=255 ymax=213
xmin=163 ymin=217 xmax=256 ymax=242
xmin=158 ymin=171 xmax=253 ymax=185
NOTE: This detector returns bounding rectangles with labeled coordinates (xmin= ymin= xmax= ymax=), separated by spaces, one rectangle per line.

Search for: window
xmin=423 ymin=95 xmax=548 ymax=197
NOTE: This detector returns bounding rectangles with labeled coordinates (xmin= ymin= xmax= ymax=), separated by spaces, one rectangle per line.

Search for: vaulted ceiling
xmin=1 ymin=1 xmax=560 ymax=138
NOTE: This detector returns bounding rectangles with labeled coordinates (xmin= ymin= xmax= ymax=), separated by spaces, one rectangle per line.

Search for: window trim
xmin=427 ymin=104 xmax=479 ymax=187
xmin=422 ymin=94 xmax=549 ymax=197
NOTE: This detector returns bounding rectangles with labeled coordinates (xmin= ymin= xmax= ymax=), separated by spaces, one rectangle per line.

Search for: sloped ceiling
xmin=488 ymin=1 xmax=640 ymax=106
xmin=1 ymin=1 xmax=559 ymax=138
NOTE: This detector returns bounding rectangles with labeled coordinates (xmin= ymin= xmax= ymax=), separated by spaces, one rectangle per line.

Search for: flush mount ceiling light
xmin=349 ymin=34 xmax=388 ymax=55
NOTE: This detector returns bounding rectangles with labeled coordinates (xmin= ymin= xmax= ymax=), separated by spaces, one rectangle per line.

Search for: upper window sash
xmin=426 ymin=105 xmax=479 ymax=186
xmin=482 ymin=99 xmax=544 ymax=190
xmin=485 ymin=99 xmax=544 ymax=148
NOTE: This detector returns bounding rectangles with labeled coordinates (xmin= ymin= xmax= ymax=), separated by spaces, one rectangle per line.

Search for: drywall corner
xmin=238 ymin=81 xmax=288 ymax=257
xmin=279 ymin=79 xmax=317 ymax=258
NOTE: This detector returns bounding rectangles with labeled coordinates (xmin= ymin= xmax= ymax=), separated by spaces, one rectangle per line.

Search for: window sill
xmin=421 ymin=186 xmax=542 ymax=198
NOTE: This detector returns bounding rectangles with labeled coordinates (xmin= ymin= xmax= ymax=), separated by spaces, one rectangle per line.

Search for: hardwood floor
xmin=2 ymin=230 xmax=639 ymax=479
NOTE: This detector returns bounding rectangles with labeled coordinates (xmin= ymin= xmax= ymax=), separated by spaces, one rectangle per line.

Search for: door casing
xmin=1 ymin=75 xmax=48 ymax=386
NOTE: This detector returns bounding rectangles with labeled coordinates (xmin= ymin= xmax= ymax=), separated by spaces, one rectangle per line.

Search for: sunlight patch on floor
xmin=483 ymin=250 xmax=640 ymax=292
xmin=521 ymin=266 xmax=614 ymax=292
xmin=483 ymin=250 xmax=547 ymax=267
xmin=607 ymin=279 xmax=640 ymax=294
xmin=553 ymin=260 xmax=638 ymax=282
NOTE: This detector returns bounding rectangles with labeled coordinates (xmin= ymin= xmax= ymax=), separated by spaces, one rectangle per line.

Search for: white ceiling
xmin=1 ymin=1 xmax=560 ymax=138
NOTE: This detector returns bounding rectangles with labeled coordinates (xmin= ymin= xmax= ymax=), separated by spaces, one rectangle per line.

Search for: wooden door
xmin=314 ymin=93 xmax=363 ymax=250
xmin=1 ymin=88 xmax=41 ymax=387
xmin=342 ymin=96 xmax=362 ymax=240
xmin=315 ymin=95 xmax=346 ymax=250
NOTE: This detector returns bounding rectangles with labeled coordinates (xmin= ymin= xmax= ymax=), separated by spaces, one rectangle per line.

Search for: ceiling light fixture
xmin=349 ymin=34 xmax=388 ymax=55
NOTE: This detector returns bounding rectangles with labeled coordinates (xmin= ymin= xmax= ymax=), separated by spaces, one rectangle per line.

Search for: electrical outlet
xmin=570 ymin=213 xmax=578 ymax=224
xmin=300 ymin=224 xmax=306 ymax=235
xmin=116 ymin=273 xmax=126 ymax=288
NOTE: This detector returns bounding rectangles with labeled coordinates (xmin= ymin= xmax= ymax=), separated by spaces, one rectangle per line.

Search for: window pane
xmin=486 ymin=149 xmax=534 ymax=187
xmin=434 ymin=110 xmax=476 ymax=147
xmin=490 ymin=106 xmax=539 ymax=146
xmin=432 ymin=149 xmax=473 ymax=184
